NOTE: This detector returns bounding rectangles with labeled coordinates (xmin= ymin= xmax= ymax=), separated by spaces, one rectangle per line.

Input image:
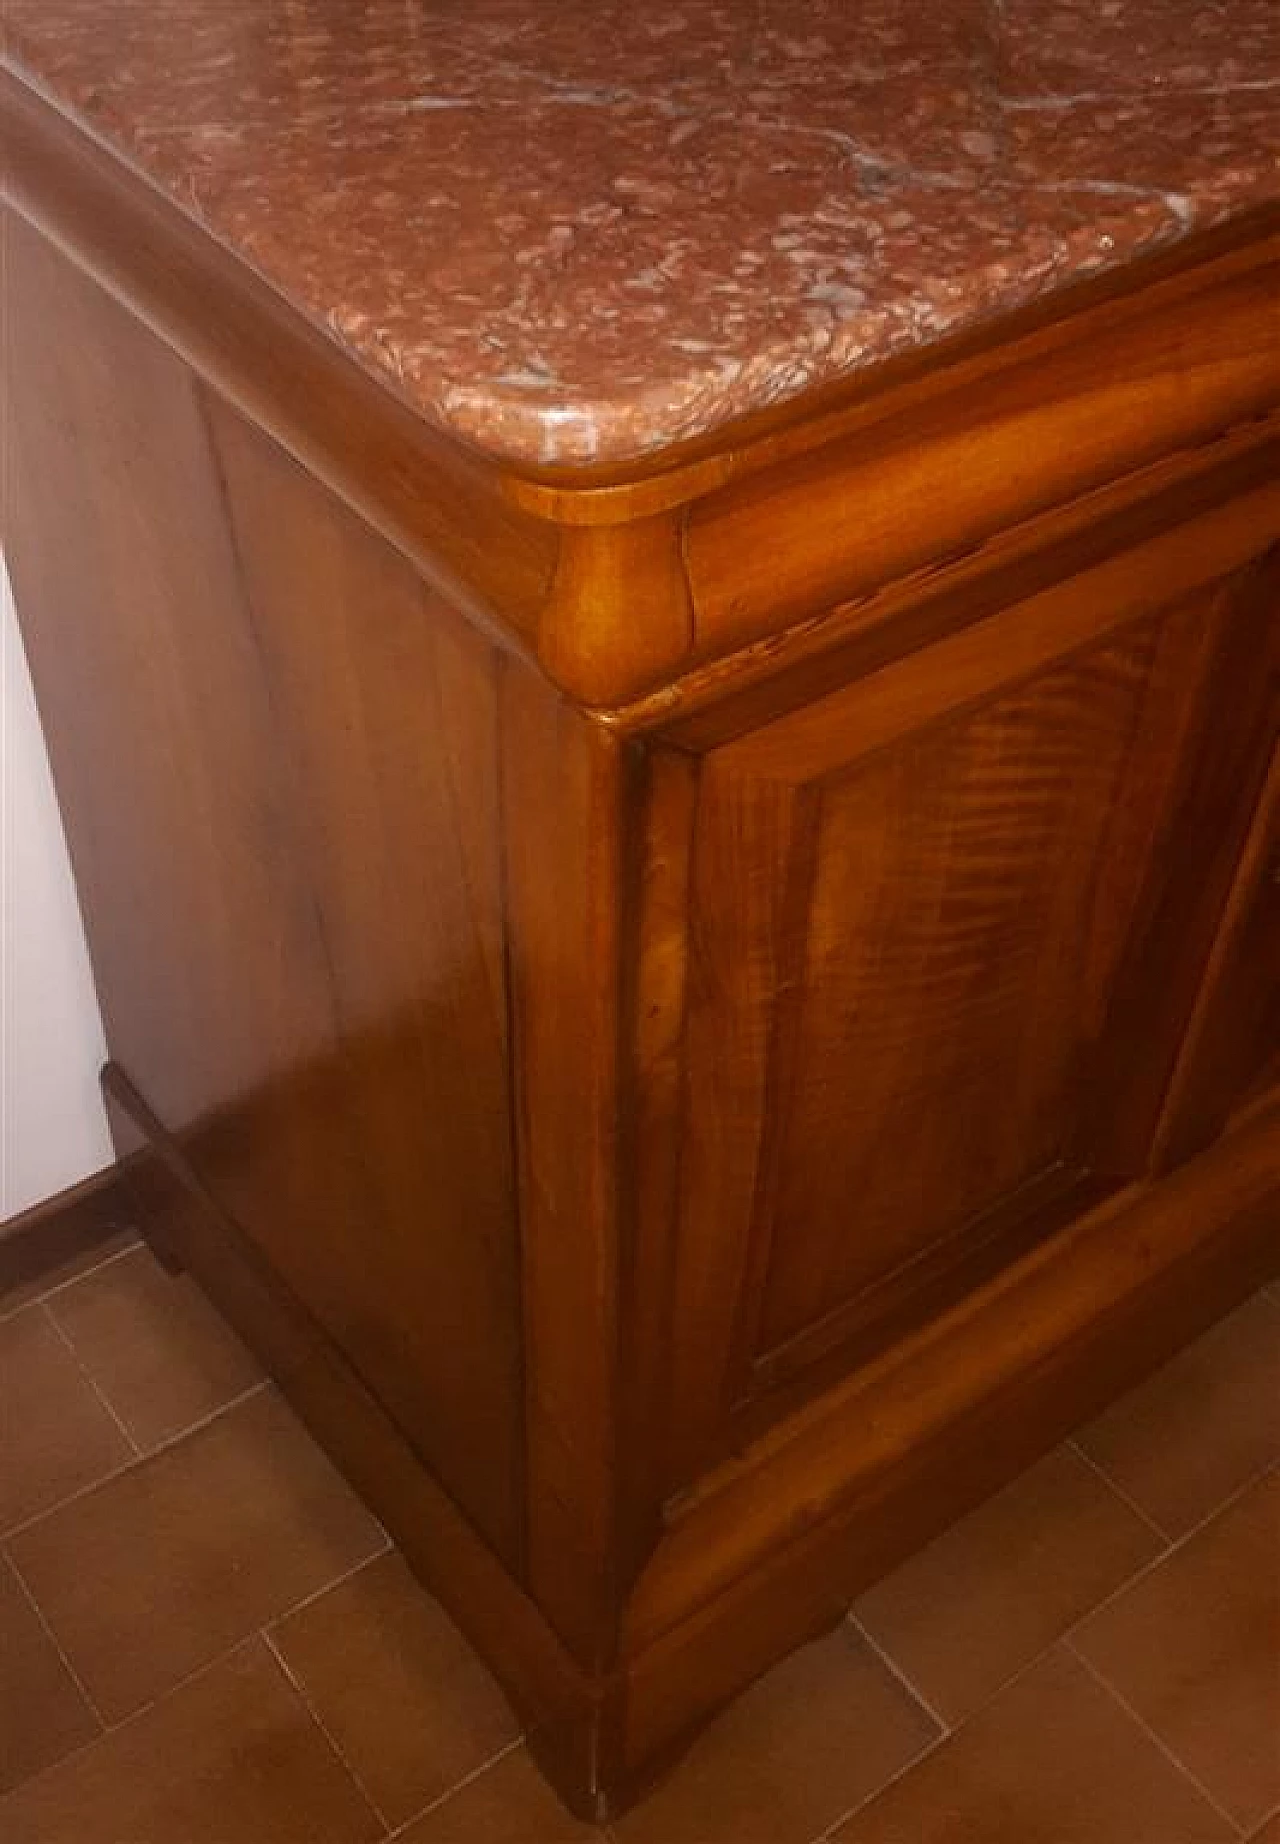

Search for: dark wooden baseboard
xmin=0 ymin=1160 xmax=136 ymax=1306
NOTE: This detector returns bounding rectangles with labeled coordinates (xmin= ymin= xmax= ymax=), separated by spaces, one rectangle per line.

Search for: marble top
xmin=5 ymin=1 xmax=1278 ymax=470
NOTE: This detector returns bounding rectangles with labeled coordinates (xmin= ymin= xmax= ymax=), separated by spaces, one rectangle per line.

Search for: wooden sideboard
xmin=4 ymin=72 xmax=1278 ymax=1820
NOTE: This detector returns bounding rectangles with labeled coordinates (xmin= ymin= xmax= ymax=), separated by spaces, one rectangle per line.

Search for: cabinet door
xmin=658 ymin=503 xmax=1279 ymax=1485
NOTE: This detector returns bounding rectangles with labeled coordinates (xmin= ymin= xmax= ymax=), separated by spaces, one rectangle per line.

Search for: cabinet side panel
xmin=3 ymin=214 xmax=525 ymax=1564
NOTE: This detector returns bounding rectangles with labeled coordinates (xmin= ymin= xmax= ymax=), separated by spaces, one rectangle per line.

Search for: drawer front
xmin=646 ymin=506 xmax=1279 ymax=1489
xmin=683 ymin=253 xmax=1280 ymax=657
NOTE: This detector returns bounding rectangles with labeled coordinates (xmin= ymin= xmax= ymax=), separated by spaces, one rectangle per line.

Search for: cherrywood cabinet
xmin=3 ymin=73 xmax=1277 ymax=1820
xmin=659 ymin=531 xmax=1279 ymax=1482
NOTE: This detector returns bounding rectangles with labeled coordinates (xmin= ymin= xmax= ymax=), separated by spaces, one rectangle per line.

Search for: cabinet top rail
xmin=5 ymin=0 xmax=1277 ymax=475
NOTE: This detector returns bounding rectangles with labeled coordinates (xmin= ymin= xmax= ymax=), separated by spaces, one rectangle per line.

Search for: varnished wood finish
xmin=500 ymin=664 xmax=632 ymax=1669
xmin=97 ymin=1068 xmax=604 ymax=1812
xmin=658 ymin=514 xmax=1280 ymax=1480
xmin=681 ymin=246 xmax=1280 ymax=650
xmin=5 ymin=214 xmax=524 ymax=1563
xmin=3 ymin=62 xmax=1278 ymax=1820
xmin=622 ymin=1096 xmax=1280 ymax=1777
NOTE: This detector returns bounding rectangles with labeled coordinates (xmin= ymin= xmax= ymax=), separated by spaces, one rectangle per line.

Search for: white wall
xmin=1 ymin=556 xmax=113 ymax=1223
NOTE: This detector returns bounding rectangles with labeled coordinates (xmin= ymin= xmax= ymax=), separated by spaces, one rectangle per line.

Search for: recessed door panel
xmin=663 ymin=515 xmax=1278 ymax=1482
xmin=759 ymin=623 xmax=1190 ymax=1351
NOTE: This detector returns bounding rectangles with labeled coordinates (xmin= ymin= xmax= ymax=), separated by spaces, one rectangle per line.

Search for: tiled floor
xmin=1 ymin=1238 xmax=1277 ymax=1843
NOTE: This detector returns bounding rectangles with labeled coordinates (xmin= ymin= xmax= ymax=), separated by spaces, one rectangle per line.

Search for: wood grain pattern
xmin=683 ymin=248 xmax=1280 ymax=648
xmin=755 ymin=629 xmax=1175 ymax=1341
xmin=630 ymin=1094 xmax=1280 ymax=1664
xmin=4 ymin=70 xmax=1278 ymax=1817
xmin=4 ymin=215 xmax=525 ymax=1563
xmin=500 ymin=663 xmax=631 ymax=1673
xmin=658 ymin=532 xmax=1277 ymax=1480
xmin=206 ymin=401 xmax=525 ymax=1560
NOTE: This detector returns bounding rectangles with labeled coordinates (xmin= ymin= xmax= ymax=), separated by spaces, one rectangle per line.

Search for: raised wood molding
xmin=629 ymin=1097 xmax=1280 ymax=1655
xmin=5 ymin=69 xmax=1277 ymax=710
xmin=682 ymin=246 xmax=1280 ymax=651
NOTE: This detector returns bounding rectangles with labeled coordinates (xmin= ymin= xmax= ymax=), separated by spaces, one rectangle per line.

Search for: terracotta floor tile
xmin=1073 ymin=1466 xmax=1280 ymax=1833
xmin=0 ymin=1639 xmax=383 ymax=1843
xmin=831 ymin=1646 xmax=1233 ymax=1844
xmin=46 ymin=1243 xmax=262 ymax=1451
xmin=613 ymin=1622 xmax=937 ymax=1844
xmin=0 ymin=1553 xmax=99 ymax=1794
xmin=0 ymin=1307 xmax=134 ymax=1532
xmin=852 ymin=1443 xmax=1163 ymax=1723
xmin=1076 ymin=1289 xmax=1280 ymax=1536
xmin=0 ymin=1230 xmax=139 ymax=1320
xmin=270 ymin=1548 xmax=518 ymax=1828
xmin=1248 ymin=1813 xmax=1280 ymax=1844
xmin=6 ymin=1387 xmax=385 ymax=1723
xmin=397 ymin=1745 xmax=604 ymax=1842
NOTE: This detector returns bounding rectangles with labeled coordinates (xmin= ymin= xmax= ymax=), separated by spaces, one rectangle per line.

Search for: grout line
xmin=34 ymin=1235 xmax=144 ymax=1305
xmin=263 ymin=1627 xmax=394 ymax=1835
xmin=1055 ymin=1455 xmax=1280 ymax=1649
xmin=0 ymin=1234 xmax=144 ymax=1323
xmin=2 ymin=1547 xmax=110 ymax=1730
xmin=0 ymin=1454 xmax=140 ymax=1547
xmin=914 ymin=1456 xmax=1280 ymax=1748
xmin=0 ymin=1378 xmax=271 ymax=1544
xmin=808 ymin=1458 xmax=1280 ymax=1844
xmin=1064 ymin=1640 xmax=1249 ymax=1837
xmin=385 ymin=1737 xmax=526 ymax=1839
xmin=0 ymin=1630 xmax=275 ymax=1804
xmin=262 ymin=1539 xmax=394 ymax=1636
xmin=130 ymin=1377 xmax=271 ymax=1462
xmin=1067 ymin=1436 xmax=1177 ymax=1544
xmin=846 ymin=1610 xmax=951 ymax=1736
xmin=811 ymin=1719 xmax=950 ymax=1843
xmin=4 ymin=1267 xmax=1270 ymax=1835
xmin=0 ymin=1538 xmax=404 ymax=1809
xmin=39 ymin=1301 xmax=143 ymax=1457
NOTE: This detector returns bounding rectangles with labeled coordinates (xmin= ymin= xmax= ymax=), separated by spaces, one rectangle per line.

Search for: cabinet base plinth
xmin=102 ymin=1060 xmax=1280 ymax=1821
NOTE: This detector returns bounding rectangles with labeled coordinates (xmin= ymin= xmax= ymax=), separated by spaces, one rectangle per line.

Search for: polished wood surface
xmin=662 ymin=531 xmax=1277 ymax=1482
xmin=3 ymin=63 xmax=1277 ymax=1820
xmin=5 ymin=214 xmax=524 ymax=1564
